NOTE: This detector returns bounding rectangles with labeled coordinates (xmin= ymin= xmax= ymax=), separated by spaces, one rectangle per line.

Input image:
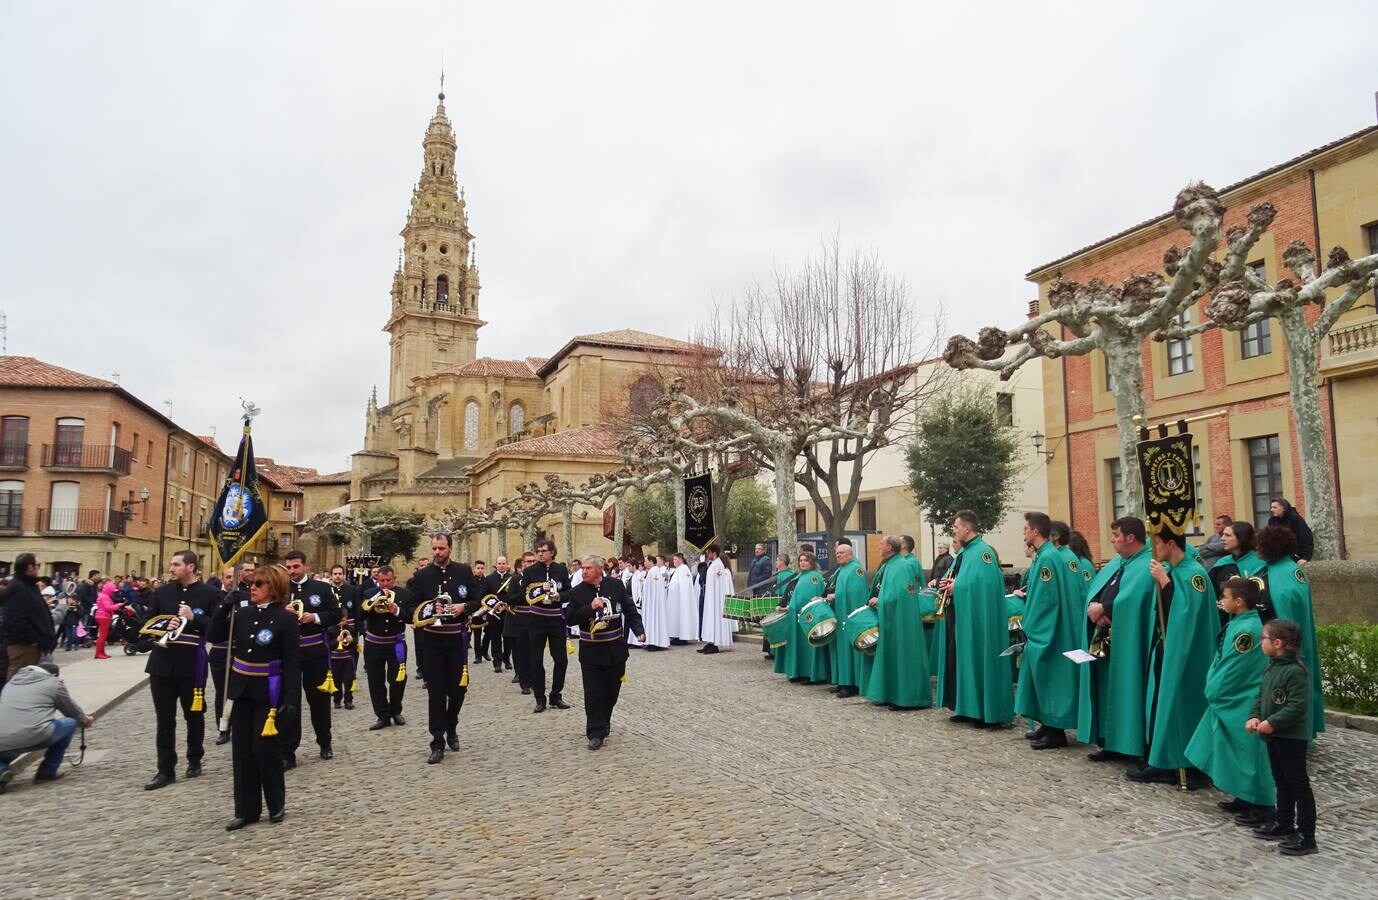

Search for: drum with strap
xmin=799 ymin=597 xmax=838 ymax=647
xmin=759 ymin=609 xmax=792 ymax=650
xmin=846 ymin=604 xmax=880 ymax=655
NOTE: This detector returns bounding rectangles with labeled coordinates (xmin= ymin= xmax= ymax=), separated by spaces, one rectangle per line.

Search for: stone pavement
xmin=2 ymin=640 xmax=1376 ymax=899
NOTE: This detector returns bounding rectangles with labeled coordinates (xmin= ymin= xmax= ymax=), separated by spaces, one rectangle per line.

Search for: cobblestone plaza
xmin=2 ymin=646 xmax=1375 ymax=898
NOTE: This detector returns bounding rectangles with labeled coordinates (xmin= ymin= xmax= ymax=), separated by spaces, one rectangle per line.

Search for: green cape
xmin=1145 ymin=555 xmax=1221 ymax=770
xmin=782 ymin=569 xmax=830 ymax=683
xmin=1076 ymin=546 xmax=1155 ymax=755
xmin=1263 ymin=558 xmax=1325 ymax=738
xmin=1185 ymin=610 xmax=1273 ymax=805
xmin=864 ymin=554 xmax=930 ymax=708
xmin=830 ymin=561 xmax=871 ymax=688
xmin=1013 ymin=541 xmax=1086 ymax=729
xmin=935 ymin=535 xmax=1012 ymax=723
xmin=771 ymin=568 xmax=799 ymax=677
xmin=1076 ymin=555 xmax=1096 ymax=590
xmin=1212 ymin=550 xmax=1264 ymax=578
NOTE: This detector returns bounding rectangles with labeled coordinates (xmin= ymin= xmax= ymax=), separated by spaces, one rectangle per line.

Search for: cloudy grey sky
xmin=2 ymin=1 xmax=1374 ymax=471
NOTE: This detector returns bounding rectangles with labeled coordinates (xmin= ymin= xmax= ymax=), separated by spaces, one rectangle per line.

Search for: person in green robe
xmin=1078 ymin=516 xmax=1157 ymax=760
xmin=1256 ymin=526 xmax=1325 ymax=739
xmin=1208 ymin=521 xmax=1264 ymax=600
xmin=827 ymin=539 xmax=871 ymax=697
xmin=1066 ymin=529 xmax=1097 ymax=590
xmin=770 ymin=556 xmax=800 ymax=678
xmin=1185 ymin=576 xmax=1274 ymax=821
xmin=935 ymin=511 xmax=1012 ymax=727
xmin=863 ymin=535 xmax=929 ymax=709
xmin=783 ymin=551 xmax=829 ymax=685
xmin=1129 ymin=529 xmax=1221 ymax=785
xmin=899 ymin=535 xmax=926 ymax=584
xmin=1012 ymin=513 xmax=1086 ymax=749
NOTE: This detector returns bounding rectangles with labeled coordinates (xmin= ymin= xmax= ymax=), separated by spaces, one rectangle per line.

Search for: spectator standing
xmin=0 ymin=661 xmax=92 ymax=791
xmin=1267 ymin=499 xmax=1314 ymax=562
xmin=1247 ymin=618 xmax=1318 ymax=856
xmin=94 ymin=582 xmax=120 ymax=659
xmin=2 ymin=555 xmax=59 ymax=678
xmin=747 ymin=544 xmax=773 ymax=597
xmin=1197 ymin=515 xmax=1231 ymax=568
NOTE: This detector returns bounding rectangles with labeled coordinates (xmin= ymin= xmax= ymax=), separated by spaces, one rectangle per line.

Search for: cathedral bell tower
xmin=383 ymin=86 xmax=485 ymax=404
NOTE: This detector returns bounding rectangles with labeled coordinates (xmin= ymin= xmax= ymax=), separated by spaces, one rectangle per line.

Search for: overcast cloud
xmin=2 ymin=1 xmax=1374 ymax=472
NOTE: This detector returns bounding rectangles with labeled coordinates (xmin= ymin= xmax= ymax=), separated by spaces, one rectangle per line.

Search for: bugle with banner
xmin=209 ymin=401 xmax=269 ymax=571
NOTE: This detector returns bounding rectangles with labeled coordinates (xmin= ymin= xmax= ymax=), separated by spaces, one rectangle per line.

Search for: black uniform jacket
xmin=289 ymin=577 xmax=340 ymax=660
xmin=518 ymin=561 xmax=571 ymax=614
xmin=565 ymin=577 xmax=643 ymax=666
xmin=209 ymin=599 xmax=301 ymax=705
xmin=404 ymin=563 xmax=479 ymax=633
xmin=360 ymin=586 xmax=410 ymax=658
xmin=144 ymin=579 xmax=218 ymax=679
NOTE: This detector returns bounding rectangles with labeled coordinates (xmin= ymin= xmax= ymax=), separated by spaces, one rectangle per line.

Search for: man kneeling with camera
xmin=0 ymin=661 xmax=92 ymax=792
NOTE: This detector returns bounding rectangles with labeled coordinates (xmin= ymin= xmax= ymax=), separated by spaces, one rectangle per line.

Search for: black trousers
xmin=482 ymin=626 xmax=505 ymax=667
xmin=418 ymin=635 xmax=467 ymax=748
xmin=229 ymin=697 xmax=284 ymax=821
xmin=330 ymin=654 xmax=357 ymax=703
xmin=208 ymin=651 xmax=228 ymax=730
xmin=149 ymin=673 xmax=204 ymax=775
xmin=364 ymin=652 xmax=406 ymax=719
xmin=508 ymin=621 xmax=530 ymax=687
xmin=1268 ymin=738 xmax=1316 ymax=836
xmin=581 ymin=657 xmax=626 ymax=739
xmin=282 ymin=655 xmax=332 ymax=756
xmin=525 ymin=619 xmax=567 ymax=702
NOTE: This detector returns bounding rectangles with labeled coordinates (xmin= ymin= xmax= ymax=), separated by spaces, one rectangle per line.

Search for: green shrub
xmin=1317 ymin=623 xmax=1378 ymax=716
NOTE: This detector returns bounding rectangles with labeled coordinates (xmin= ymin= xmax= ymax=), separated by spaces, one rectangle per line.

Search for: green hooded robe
xmin=1262 ymin=557 xmax=1325 ymax=739
xmin=829 ymin=561 xmax=871 ymax=688
xmin=1144 ymin=555 xmax=1221 ymax=770
xmin=1013 ymin=540 xmax=1085 ymax=730
xmin=935 ymin=535 xmax=1012 ymax=724
xmin=1076 ymin=546 xmax=1155 ymax=756
xmin=771 ymin=568 xmax=800 ymax=677
xmin=1184 ymin=609 xmax=1273 ymax=805
xmin=784 ymin=569 xmax=829 ymax=684
xmin=864 ymin=553 xmax=930 ymax=708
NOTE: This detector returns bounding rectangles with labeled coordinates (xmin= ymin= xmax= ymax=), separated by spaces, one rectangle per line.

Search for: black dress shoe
xmin=34 ymin=771 xmax=64 ymax=783
xmin=1025 ymin=725 xmax=1049 ymax=741
xmin=185 ymin=763 xmax=203 ymax=778
xmin=446 ymin=733 xmax=460 ymax=751
xmin=319 ymin=747 xmax=333 ymax=760
xmin=427 ymin=748 xmax=444 ymax=765
xmin=521 ymin=687 xmax=532 ymax=695
xmin=828 ymin=686 xmax=844 ymax=694
xmin=533 ymin=700 xmax=547 ymax=713
xmin=269 ymin=809 xmax=286 ymax=824
xmin=225 ymin=817 xmax=257 ymax=831
xmin=343 ymin=699 xmax=354 ymax=710
xmin=1254 ymin=821 xmax=1296 ymax=840
xmin=948 ymin=715 xmax=975 ymax=724
xmin=1031 ymin=730 xmax=1068 ymax=750
xmin=369 ymin=718 xmax=391 ymax=731
xmin=392 ymin=715 xmax=406 ymax=726
xmin=549 ymin=697 xmax=571 ymax=710
xmin=702 ymin=644 xmax=719 ymax=654
xmin=282 ymin=756 xmax=297 ymax=771
xmin=143 ymin=772 xmax=174 ymax=791
xmin=493 ymin=663 xmax=503 ymax=673
xmin=215 ymin=731 xmax=232 ymax=746
xmin=1125 ymin=766 xmax=1176 ymax=784
xmin=1235 ymin=806 xmax=1274 ymax=825
xmin=1086 ymin=749 xmax=1119 ymax=762
xmin=1278 ymin=833 xmax=1318 ymax=856
xmin=505 ymin=662 xmax=513 ymax=670
xmin=333 ymin=700 xmax=342 ymax=709
xmin=510 ymin=674 xmax=521 ymax=684
xmin=588 ymin=737 xmax=604 ymax=750
xmin=1218 ymin=797 xmax=1251 ymax=813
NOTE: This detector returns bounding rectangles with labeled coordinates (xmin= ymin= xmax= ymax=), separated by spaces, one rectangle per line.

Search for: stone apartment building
xmin=1032 ymin=123 xmax=1378 ymax=561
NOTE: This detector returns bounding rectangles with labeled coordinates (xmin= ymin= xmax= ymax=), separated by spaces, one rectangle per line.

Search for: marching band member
xmin=362 ymin=565 xmax=409 ymax=731
xmin=828 ymin=538 xmax=870 ymax=698
xmin=209 ymin=563 xmax=300 ymax=830
xmin=470 ymin=560 xmax=489 ymax=664
xmin=520 ymin=539 xmax=572 ymax=714
xmin=935 ymin=510 xmax=1012 ymax=728
xmin=1012 ymin=512 xmax=1085 ymax=750
xmin=482 ymin=557 xmax=513 ymax=673
xmin=327 ymin=565 xmax=360 ymax=711
xmin=405 ymin=533 xmax=479 ymax=764
xmin=565 ymin=554 xmax=644 ymax=750
xmin=864 ymin=537 xmax=929 ymax=709
xmin=211 ymin=561 xmax=254 ymax=746
xmin=142 ymin=551 xmax=217 ymax=791
xmin=506 ymin=553 xmax=534 ymax=694
xmin=281 ymin=550 xmax=339 ymax=768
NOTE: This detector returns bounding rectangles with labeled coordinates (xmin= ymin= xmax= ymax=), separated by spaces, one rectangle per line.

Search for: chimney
xmin=1027 ymin=299 xmax=1041 ymax=319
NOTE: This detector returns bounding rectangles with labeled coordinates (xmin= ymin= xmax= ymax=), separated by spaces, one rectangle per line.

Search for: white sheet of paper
xmin=1063 ymin=648 xmax=1098 ymax=664
xmin=1000 ymin=642 xmax=1024 ymax=657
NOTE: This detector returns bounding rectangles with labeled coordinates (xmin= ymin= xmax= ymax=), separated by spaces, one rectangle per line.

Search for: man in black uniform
xmin=520 ymin=539 xmax=572 ymax=713
xmin=210 ymin=561 xmax=255 ymax=746
xmin=282 ymin=550 xmax=339 ymax=767
xmin=361 ymin=565 xmax=409 ymax=731
xmin=481 ymin=556 xmax=514 ymax=673
xmin=327 ymin=565 xmax=360 ymax=711
xmin=405 ymin=533 xmax=478 ymax=764
xmin=565 ymin=554 xmax=645 ymax=750
xmin=470 ymin=560 xmax=488 ymax=664
xmin=505 ymin=553 xmax=533 ymax=693
xmin=143 ymin=551 xmax=219 ymax=790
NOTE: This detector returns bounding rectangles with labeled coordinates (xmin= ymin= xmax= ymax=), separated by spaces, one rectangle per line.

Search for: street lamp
xmin=1030 ymin=431 xmax=1057 ymax=463
xmin=122 ymin=486 xmax=152 ymax=519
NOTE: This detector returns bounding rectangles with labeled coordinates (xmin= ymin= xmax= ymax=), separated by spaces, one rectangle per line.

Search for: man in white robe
xmin=627 ymin=560 xmax=648 ymax=648
xmin=667 ymin=553 xmax=696 ymax=645
xmin=639 ymin=556 xmax=670 ymax=651
xmin=698 ymin=546 xmax=735 ymax=653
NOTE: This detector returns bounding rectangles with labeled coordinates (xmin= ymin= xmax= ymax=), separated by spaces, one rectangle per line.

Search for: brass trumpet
xmin=362 ymin=589 xmax=396 ymax=614
xmin=933 ymin=583 xmax=953 ymax=618
xmin=335 ymin=626 xmax=354 ymax=652
xmin=1089 ymin=623 xmax=1111 ymax=659
xmin=287 ymin=597 xmax=305 ymax=618
xmin=139 ymin=613 xmax=187 ymax=647
xmin=525 ymin=580 xmax=557 ymax=606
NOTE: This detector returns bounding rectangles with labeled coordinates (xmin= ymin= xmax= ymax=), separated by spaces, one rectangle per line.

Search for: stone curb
xmin=8 ymin=674 xmax=150 ymax=775
xmin=1325 ymin=709 xmax=1378 ymax=735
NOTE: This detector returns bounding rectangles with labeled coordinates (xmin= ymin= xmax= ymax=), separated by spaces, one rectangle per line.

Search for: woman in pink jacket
xmin=94 ymin=581 xmax=120 ymax=659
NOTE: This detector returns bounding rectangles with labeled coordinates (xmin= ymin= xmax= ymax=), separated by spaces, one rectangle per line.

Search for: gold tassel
xmin=350 ymin=678 xmax=358 ymax=692
xmin=620 ymin=671 xmax=628 ymax=684
xmin=190 ymin=688 xmax=204 ymax=712
xmin=566 ymin=639 xmax=577 ymax=656
xmin=459 ymin=665 xmax=469 ymax=688
xmin=319 ymin=670 xmax=338 ymax=695
xmin=261 ymin=708 xmax=278 ymax=737
xmin=396 ymin=662 xmax=407 ymax=683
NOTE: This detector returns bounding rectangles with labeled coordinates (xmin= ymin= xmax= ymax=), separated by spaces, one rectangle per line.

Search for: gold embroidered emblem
xmin=855 ymin=566 xmax=864 ymax=578
xmin=1294 ymin=568 xmax=1307 ymax=584
xmin=982 ymin=551 xmax=993 ymax=565
xmin=1191 ymin=574 xmax=1208 ymax=593
xmin=1039 ymin=567 xmax=1052 ymax=583
xmin=1233 ymin=632 xmax=1254 ymax=654
xmin=1068 ymin=560 xmax=1079 ymax=573
xmin=1271 ymin=688 xmax=1287 ymax=705
xmin=906 ymin=582 xmax=917 ymax=595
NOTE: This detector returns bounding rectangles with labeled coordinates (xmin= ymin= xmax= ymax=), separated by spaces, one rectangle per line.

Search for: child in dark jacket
xmin=1246 ymin=618 xmax=1317 ymax=855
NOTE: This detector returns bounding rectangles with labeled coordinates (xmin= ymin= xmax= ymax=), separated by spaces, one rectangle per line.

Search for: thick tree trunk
xmin=673 ymin=475 xmax=691 ymax=557
xmin=562 ymin=506 xmax=575 ymax=562
xmin=522 ymin=521 xmax=538 ymax=552
xmin=773 ymin=449 xmax=797 ymax=561
xmin=613 ymin=493 xmax=626 ymax=558
xmin=1105 ymin=338 xmax=1148 ymax=520
xmin=1279 ymin=310 xmax=1339 ymax=558
xmin=457 ymin=534 xmax=471 ymax=563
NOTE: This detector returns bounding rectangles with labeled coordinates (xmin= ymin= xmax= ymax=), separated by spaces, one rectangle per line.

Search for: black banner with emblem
xmin=1135 ymin=423 xmax=1197 ymax=537
xmin=209 ymin=420 xmax=270 ymax=570
xmin=683 ymin=472 xmax=716 ymax=551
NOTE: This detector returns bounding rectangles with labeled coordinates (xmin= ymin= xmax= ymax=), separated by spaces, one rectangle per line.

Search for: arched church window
xmin=509 ymin=402 xmax=525 ymax=435
xmin=464 ymin=400 xmax=480 ymax=452
xmin=436 ymin=274 xmax=449 ymax=306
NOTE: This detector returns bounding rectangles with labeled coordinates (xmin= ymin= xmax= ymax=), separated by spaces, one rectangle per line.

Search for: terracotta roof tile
xmin=196 ymin=435 xmax=223 ymax=453
xmin=0 ymin=356 xmax=116 ymax=389
xmin=435 ymin=357 xmax=541 ymax=379
xmin=296 ymin=470 xmax=351 ymax=485
xmin=492 ymin=424 xmax=621 ymax=459
xmin=536 ymin=330 xmax=715 ymax=377
xmin=255 ymin=457 xmax=319 ymax=493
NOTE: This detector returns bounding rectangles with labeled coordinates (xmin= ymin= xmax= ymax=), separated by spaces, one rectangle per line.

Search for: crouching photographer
xmin=0 ymin=661 xmax=93 ymax=792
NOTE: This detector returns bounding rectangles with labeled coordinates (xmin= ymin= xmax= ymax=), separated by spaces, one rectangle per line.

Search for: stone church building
xmin=346 ymin=90 xmax=701 ymax=560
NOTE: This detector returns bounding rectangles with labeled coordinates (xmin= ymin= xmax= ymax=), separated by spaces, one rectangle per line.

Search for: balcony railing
xmin=0 ymin=444 xmax=28 ymax=468
xmin=35 ymin=508 xmax=127 ymax=536
xmin=40 ymin=444 xmax=133 ymax=475
xmin=1329 ymin=317 xmax=1378 ymax=356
